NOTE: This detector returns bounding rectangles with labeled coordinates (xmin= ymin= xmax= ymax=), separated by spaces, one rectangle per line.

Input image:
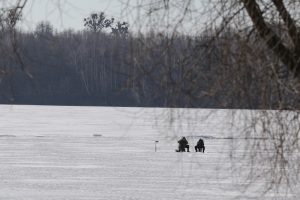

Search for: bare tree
xmin=123 ymin=0 xmax=300 ymax=197
xmin=84 ymin=12 xmax=114 ymax=33
xmin=0 ymin=0 xmax=29 ymax=76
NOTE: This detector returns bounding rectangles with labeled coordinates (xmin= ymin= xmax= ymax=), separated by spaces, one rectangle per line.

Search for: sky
xmin=21 ymin=0 xmax=128 ymax=31
xmin=19 ymin=0 xmax=209 ymax=34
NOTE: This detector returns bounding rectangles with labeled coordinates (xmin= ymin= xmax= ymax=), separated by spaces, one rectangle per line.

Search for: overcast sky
xmin=19 ymin=0 xmax=208 ymax=34
xmin=21 ymin=0 xmax=128 ymax=31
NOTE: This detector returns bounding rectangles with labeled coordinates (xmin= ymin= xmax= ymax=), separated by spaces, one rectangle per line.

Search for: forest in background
xmin=0 ymin=20 xmax=298 ymax=109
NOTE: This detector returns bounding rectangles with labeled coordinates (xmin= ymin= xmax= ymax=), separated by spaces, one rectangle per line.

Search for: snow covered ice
xmin=0 ymin=105 xmax=298 ymax=199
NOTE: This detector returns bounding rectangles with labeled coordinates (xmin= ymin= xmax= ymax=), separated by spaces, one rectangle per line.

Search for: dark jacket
xmin=178 ymin=137 xmax=188 ymax=146
xmin=197 ymin=139 xmax=204 ymax=147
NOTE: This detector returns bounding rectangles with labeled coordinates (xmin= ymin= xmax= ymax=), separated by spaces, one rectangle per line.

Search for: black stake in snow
xmin=154 ymin=141 xmax=159 ymax=152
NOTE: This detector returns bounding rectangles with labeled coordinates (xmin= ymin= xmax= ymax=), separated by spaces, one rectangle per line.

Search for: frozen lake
xmin=0 ymin=105 xmax=298 ymax=199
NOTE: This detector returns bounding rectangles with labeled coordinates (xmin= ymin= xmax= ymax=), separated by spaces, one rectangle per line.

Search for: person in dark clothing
xmin=177 ymin=137 xmax=190 ymax=152
xmin=195 ymin=138 xmax=205 ymax=153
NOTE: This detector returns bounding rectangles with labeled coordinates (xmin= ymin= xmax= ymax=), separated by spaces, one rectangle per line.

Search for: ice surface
xmin=0 ymin=105 xmax=298 ymax=199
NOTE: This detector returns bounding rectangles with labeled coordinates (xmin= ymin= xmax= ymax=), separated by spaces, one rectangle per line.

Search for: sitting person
xmin=195 ymin=138 xmax=205 ymax=153
xmin=177 ymin=136 xmax=190 ymax=152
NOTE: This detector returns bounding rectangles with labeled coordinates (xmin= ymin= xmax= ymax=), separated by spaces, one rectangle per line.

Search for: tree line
xmin=0 ymin=18 xmax=298 ymax=109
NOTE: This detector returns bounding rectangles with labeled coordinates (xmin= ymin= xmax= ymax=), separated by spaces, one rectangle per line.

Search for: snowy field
xmin=0 ymin=105 xmax=298 ymax=199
